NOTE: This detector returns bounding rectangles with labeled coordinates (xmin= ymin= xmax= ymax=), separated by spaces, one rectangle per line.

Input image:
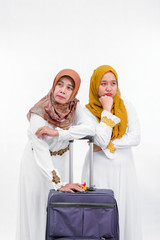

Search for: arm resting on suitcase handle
xmin=69 ymin=136 xmax=94 ymax=189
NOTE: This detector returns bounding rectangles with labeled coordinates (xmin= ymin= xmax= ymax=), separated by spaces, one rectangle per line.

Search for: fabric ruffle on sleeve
xmin=51 ymin=169 xmax=67 ymax=190
xmin=56 ymin=127 xmax=70 ymax=141
xmin=102 ymin=141 xmax=117 ymax=159
xmin=100 ymin=111 xmax=120 ymax=159
xmin=101 ymin=110 xmax=120 ymax=127
xmin=91 ymin=110 xmax=120 ymax=149
xmin=52 ymin=179 xmax=67 ymax=191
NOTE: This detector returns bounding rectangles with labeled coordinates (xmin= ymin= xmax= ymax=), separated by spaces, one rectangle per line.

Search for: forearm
xmin=94 ymin=110 xmax=120 ymax=149
xmin=28 ymin=113 xmax=65 ymax=189
xmin=112 ymin=131 xmax=140 ymax=148
xmin=57 ymin=124 xmax=94 ymax=141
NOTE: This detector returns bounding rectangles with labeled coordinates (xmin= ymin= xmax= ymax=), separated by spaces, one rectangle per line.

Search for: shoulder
xmin=84 ymin=106 xmax=93 ymax=116
xmin=28 ymin=113 xmax=49 ymax=135
xmin=30 ymin=113 xmax=47 ymax=126
xmin=123 ymin=99 xmax=133 ymax=108
xmin=122 ymin=99 xmax=139 ymax=121
xmin=123 ymin=99 xmax=137 ymax=113
xmin=84 ymin=106 xmax=99 ymax=122
xmin=73 ymin=102 xmax=86 ymax=123
xmin=74 ymin=103 xmax=97 ymax=124
xmin=75 ymin=102 xmax=83 ymax=115
xmin=75 ymin=101 xmax=81 ymax=110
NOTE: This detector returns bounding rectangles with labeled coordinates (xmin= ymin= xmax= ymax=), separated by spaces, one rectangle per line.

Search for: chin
xmin=58 ymin=100 xmax=68 ymax=104
xmin=57 ymin=100 xmax=65 ymax=104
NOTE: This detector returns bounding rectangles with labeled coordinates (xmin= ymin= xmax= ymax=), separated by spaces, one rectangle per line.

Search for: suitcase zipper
xmin=49 ymin=202 xmax=116 ymax=208
xmin=47 ymin=237 xmax=113 ymax=240
xmin=49 ymin=192 xmax=115 ymax=201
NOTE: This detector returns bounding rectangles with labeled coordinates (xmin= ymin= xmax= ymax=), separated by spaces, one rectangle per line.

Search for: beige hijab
xmin=27 ymin=69 xmax=81 ymax=128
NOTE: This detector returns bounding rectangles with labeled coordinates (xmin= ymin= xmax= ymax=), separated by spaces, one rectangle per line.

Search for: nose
xmin=60 ymin=86 xmax=66 ymax=94
xmin=106 ymin=84 xmax=111 ymax=91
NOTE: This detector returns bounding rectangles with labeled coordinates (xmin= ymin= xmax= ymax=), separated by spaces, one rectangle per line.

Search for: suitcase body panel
xmin=46 ymin=189 xmax=119 ymax=240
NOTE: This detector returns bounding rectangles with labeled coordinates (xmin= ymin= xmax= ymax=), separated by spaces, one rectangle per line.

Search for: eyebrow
xmin=58 ymin=80 xmax=63 ymax=83
xmin=101 ymin=79 xmax=116 ymax=82
xmin=58 ymin=80 xmax=74 ymax=87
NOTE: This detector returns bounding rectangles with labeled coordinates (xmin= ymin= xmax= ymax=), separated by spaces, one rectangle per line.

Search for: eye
xmin=112 ymin=81 xmax=117 ymax=85
xmin=101 ymin=82 xmax=106 ymax=86
xmin=67 ymin=86 xmax=73 ymax=91
xmin=57 ymin=81 xmax=63 ymax=86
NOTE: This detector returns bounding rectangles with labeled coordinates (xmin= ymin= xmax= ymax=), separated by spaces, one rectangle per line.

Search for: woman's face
xmin=53 ymin=77 xmax=74 ymax=104
xmin=98 ymin=72 xmax=118 ymax=98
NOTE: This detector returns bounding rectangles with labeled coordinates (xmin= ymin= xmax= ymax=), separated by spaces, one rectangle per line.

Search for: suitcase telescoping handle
xmin=69 ymin=136 xmax=94 ymax=188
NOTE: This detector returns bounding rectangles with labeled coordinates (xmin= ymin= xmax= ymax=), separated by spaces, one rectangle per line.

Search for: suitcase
xmin=46 ymin=136 xmax=119 ymax=240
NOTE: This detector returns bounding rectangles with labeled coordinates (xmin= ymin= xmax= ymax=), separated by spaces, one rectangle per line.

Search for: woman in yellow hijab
xmin=82 ymin=65 xmax=142 ymax=240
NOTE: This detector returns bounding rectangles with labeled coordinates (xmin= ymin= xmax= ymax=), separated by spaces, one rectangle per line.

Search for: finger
xmin=71 ymin=183 xmax=82 ymax=188
xmin=39 ymin=134 xmax=44 ymax=140
xmin=35 ymin=129 xmax=41 ymax=136
xmin=66 ymin=189 xmax=74 ymax=193
xmin=75 ymin=183 xmax=84 ymax=187
xmin=36 ymin=130 xmax=44 ymax=139
xmin=35 ymin=127 xmax=44 ymax=136
xmin=36 ymin=126 xmax=44 ymax=133
xmin=73 ymin=186 xmax=84 ymax=192
xmin=76 ymin=187 xmax=85 ymax=192
xmin=99 ymin=97 xmax=102 ymax=102
xmin=36 ymin=130 xmax=42 ymax=138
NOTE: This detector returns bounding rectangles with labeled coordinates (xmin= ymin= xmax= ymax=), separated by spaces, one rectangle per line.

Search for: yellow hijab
xmin=86 ymin=65 xmax=127 ymax=140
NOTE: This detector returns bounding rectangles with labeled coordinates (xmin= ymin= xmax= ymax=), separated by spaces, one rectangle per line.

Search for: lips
xmin=106 ymin=93 xmax=112 ymax=96
xmin=57 ymin=95 xmax=65 ymax=99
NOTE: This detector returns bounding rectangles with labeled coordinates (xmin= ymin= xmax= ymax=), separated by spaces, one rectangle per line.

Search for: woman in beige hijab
xmin=16 ymin=69 xmax=94 ymax=240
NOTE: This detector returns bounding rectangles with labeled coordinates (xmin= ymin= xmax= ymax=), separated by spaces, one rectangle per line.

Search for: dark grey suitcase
xmin=46 ymin=136 xmax=119 ymax=240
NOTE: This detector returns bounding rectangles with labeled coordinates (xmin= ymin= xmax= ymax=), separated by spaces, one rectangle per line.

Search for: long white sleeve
xmin=112 ymin=100 xmax=141 ymax=148
xmin=84 ymin=101 xmax=140 ymax=159
xmin=28 ymin=114 xmax=65 ymax=190
xmin=84 ymin=107 xmax=120 ymax=149
xmin=57 ymin=103 xmax=95 ymax=141
xmin=101 ymin=100 xmax=141 ymax=159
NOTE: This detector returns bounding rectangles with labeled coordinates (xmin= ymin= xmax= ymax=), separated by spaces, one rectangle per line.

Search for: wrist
xmin=55 ymin=130 xmax=59 ymax=137
xmin=51 ymin=129 xmax=59 ymax=137
xmin=103 ymin=107 xmax=111 ymax=112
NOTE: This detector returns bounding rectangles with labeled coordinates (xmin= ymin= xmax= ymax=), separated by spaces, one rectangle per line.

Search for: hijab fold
xmin=27 ymin=69 xmax=81 ymax=128
xmin=86 ymin=65 xmax=127 ymax=140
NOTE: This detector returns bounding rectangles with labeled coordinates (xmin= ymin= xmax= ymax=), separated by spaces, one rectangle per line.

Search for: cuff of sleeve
xmin=102 ymin=140 xmax=117 ymax=159
xmin=101 ymin=110 xmax=120 ymax=127
xmin=52 ymin=181 xmax=67 ymax=191
xmin=56 ymin=127 xmax=69 ymax=141
xmin=102 ymin=148 xmax=117 ymax=159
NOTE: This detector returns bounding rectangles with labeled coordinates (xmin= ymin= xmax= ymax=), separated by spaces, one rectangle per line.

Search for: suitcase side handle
xmin=69 ymin=136 xmax=94 ymax=188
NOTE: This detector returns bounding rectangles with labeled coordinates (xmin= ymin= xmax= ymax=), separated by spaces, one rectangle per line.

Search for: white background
xmin=0 ymin=0 xmax=160 ymax=239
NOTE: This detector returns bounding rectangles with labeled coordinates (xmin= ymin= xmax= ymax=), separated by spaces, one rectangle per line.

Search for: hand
xmin=58 ymin=183 xmax=85 ymax=193
xmin=93 ymin=144 xmax=102 ymax=152
xmin=35 ymin=126 xmax=59 ymax=139
xmin=99 ymin=95 xmax=113 ymax=112
xmin=87 ymin=142 xmax=102 ymax=152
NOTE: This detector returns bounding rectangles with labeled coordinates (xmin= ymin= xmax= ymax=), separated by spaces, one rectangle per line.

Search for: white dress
xmin=82 ymin=100 xmax=142 ymax=240
xmin=16 ymin=102 xmax=94 ymax=240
